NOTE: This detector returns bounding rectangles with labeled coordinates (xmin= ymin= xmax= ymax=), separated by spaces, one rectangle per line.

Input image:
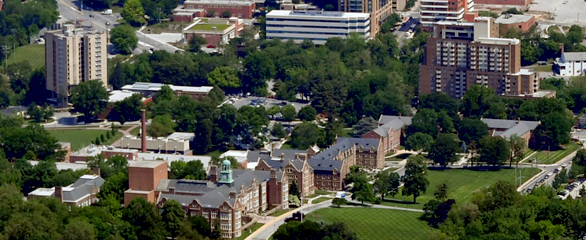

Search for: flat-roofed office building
xmin=265 ymin=10 xmax=370 ymax=45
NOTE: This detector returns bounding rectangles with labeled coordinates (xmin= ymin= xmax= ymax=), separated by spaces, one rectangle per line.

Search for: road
xmin=56 ymin=0 xmax=180 ymax=53
xmin=394 ymin=1 xmax=421 ymax=46
xmin=247 ymin=200 xmax=333 ymax=240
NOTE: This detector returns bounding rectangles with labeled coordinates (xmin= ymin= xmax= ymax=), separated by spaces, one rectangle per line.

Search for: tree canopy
xmin=70 ymin=80 xmax=109 ymax=120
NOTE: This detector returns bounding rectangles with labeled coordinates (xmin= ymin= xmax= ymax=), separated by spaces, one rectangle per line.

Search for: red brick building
xmin=363 ymin=115 xmax=412 ymax=155
xmin=255 ymin=157 xmax=315 ymax=197
xmin=156 ymin=160 xmax=289 ymax=239
xmin=495 ymin=14 xmax=536 ymax=32
xmin=124 ymin=160 xmax=168 ymax=206
xmin=173 ymin=0 xmax=255 ymax=20
xmin=339 ymin=137 xmax=385 ymax=169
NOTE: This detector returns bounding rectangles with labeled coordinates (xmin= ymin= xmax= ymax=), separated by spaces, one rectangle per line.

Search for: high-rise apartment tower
xmin=45 ymin=24 xmax=107 ymax=104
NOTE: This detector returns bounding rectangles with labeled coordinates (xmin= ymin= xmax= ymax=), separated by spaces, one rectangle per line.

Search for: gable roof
xmin=481 ymin=118 xmax=539 ymax=139
xmin=246 ymin=149 xmax=306 ymax=163
xmin=562 ymin=52 xmax=586 ymax=62
xmin=338 ymin=137 xmax=380 ymax=151
xmin=260 ymin=158 xmax=306 ymax=171
xmin=61 ymin=175 xmax=105 ymax=203
xmin=372 ymin=116 xmax=413 ymax=137
xmin=307 ymin=138 xmax=356 ymax=172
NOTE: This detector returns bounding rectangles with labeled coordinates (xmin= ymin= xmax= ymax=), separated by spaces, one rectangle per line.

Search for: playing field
xmin=7 ymin=44 xmax=45 ymax=70
xmin=532 ymin=143 xmax=581 ymax=164
xmin=306 ymin=208 xmax=430 ymax=240
xmin=382 ymin=168 xmax=541 ymax=209
xmin=49 ymin=129 xmax=122 ymax=151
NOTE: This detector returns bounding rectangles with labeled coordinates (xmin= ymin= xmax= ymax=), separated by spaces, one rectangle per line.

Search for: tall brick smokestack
xmin=141 ymin=109 xmax=146 ymax=153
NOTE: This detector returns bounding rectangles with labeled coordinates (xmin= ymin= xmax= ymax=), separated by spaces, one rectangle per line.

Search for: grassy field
xmin=236 ymin=223 xmax=263 ymax=240
xmin=49 ymin=129 xmax=122 ymax=151
xmin=7 ymin=44 xmax=45 ymax=70
xmin=380 ymin=168 xmax=540 ymax=209
xmin=532 ymin=143 xmax=581 ymax=164
xmin=532 ymin=65 xmax=553 ymax=72
xmin=270 ymin=209 xmax=290 ymax=217
xmin=306 ymin=208 xmax=430 ymax=240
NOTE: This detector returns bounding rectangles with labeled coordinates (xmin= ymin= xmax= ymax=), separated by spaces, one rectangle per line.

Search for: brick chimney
xmin=209 ymin=165 xmax=219 ymax=182
xmin=517 ymin=117 xmax=521 ymax=123
xmin=561 ymin=43 xmax=564 ymax=54
xmin=54 ymin=186 xmax=63 ymax=202
xmin=141 ymin=109 xmax=147 ymax=153
xmin=280 ymin=153 xmax=285 ymax=161
xmin=91 ymin=166 xmax=101 ymax=176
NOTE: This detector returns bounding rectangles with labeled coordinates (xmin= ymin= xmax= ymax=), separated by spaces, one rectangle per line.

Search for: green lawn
xmin=7 ymin=44 xmax=45 ymax=70
xmin=532 ymin=143 xmax=581 ymax=164
xmin=532 ymin=65 xmax=552 ymax=72
xmin=306 ymin=190 xmax=331 ymax=199
xmin=270 ymin=209 xmax=290 ymax=217
xmin=380 ymin=168 xmax=540 ymax=209
xmin=311 ymin=197 xmax=332 ymax=204
xmin=236 ymin=223 xmax=264 ymax=240
xmin=306 ymin=208 xmax=430 ymax=240
xmin=49 ymin=129 xmax=122 ymax=151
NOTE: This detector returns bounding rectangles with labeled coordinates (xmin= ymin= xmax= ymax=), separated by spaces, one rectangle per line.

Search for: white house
xmin=556 ymin=52 xmax=586 ymax=76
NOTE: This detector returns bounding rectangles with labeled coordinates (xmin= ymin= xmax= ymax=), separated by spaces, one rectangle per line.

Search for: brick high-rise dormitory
xmin=420 ymin=17 xmax=539 ymax=98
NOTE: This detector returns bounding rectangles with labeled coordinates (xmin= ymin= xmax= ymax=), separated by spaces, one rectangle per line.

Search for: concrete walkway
xmin=110 ymin=124 xmax=140 ymax=147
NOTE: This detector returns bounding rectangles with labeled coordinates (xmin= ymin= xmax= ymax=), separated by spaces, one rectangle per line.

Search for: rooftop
xmin=267 ymin=10 xmax=370 ymax=18
xmin=130 ymin=160 xmax=167 ymax=169
xmin=183 ymin=0 xmax=255 ymax=6
xmin=137 ymin=152 xmax=212 ymax=168
xmin=188 ymin=23 xmax=231 ymax=31
xmin=495 ymin=14 xmax=534 ymax=24
xmin=0 ymin=106 xmax=27 ymax=117
xmin=508 ymin=68 xmax=535 ymax=76
xmin=476 ymin=37 xmax=520 ymax=45
xmin=29 ymin=161 xmax=89 ymax=171
xmin=121 ymin=82 xmax=213 ymax=94
xmin=109 ymin=90 xmax=141 ymax=103
xmin=562 ymin=52 xmax=586 ymax=61
xmin=167 ymin=132 xmax=196 ymax=141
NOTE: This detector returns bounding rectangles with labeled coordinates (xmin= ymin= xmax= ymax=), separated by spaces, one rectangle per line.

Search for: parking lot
xmin=229 ymin=96 xmax=309 ymax=112
xmin=531 ymin=0 xmax=586 ymax=26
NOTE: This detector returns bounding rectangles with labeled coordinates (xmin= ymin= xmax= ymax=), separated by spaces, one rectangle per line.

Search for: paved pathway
xmin=110 ymin=124 xmax=140 ymax=147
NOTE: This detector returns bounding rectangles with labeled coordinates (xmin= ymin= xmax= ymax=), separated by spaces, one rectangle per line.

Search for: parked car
xmin=207 ymin=44 xmax=215 ymax=48
xmin=554 ymin=168 xmax=560 ymax=173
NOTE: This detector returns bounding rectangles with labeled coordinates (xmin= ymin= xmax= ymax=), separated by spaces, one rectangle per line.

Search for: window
xmin=211 ymin=212 xmax=217 ymax=219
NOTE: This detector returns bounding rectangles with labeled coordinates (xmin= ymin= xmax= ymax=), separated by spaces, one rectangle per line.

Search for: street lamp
xmin=212 ymin=25 xmax=218 ymax=46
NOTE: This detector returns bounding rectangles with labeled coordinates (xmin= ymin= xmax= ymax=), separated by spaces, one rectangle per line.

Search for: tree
xmin=405 ymin=132 xmax=434 ymax=153
xmin=509 ymin=134 xmax=527 ymax=167
xmin=97 ymin=171 xmax=128 ymax=204
xmin=70 ymin=80 xmax=109 ymax=120
xmin=351 ymin=116 xmax=378 ymax=137
xmin=162 ymin=200 xmax=186 ymax=238
xmin=121 ymin=0 xmax=146 ymax=26
xmin=61 ymin=217 xmax=96 ymax=240
xmin=352 ymin=177 xmax=375 ymax=205
xmin=271 ymin=123 xmax=287 ymax=138
xmin=460 ymin=85 xmax=506 ymax=119
xmin=374 ymin=171 xmax=400 ymax=200
xmin=552 ymin=169 xmax=568 ymax=189
xmin=297 ymin=106 xmax=317 ymax=121
xmin=156 ymin=85 xmax=175 ymax=102
xmin=110 ymin=93 xmax=143 ymax=122
xmin=478 ymin=136 xmax=510 ymax=167
xmin=418 ymin=93 xmax=459 ymax=117
xmin=221 ymin=11 xmax=232 ymax=18
xmin=207 ymin=67 xmax=241 ymax=90
xmin=188 ymin=35 xmax=207 ymax=52
xmin=290 ymin=122 xmax=321 ymax=149
xmin=458 ymin=118 xmax=489 ymax=149
xmin=409 ymin=109 xmax=439 ymax=137
xmin=534 ymin=112 xmax=574 ymax=150
xmin=169 ymin=160 xmax=206 ymax=179
xmin=122 ymin=198 xmax=166 ymax=240
xmin=429 ymin=134 xmax=460 ymax=168
xmin=281 ymin=105 xmax=297 ymax=122
xmin=402 ymin=155 xmax=429 ymax=203
xmin=332 ymin=198 xmax=347 ymax=207
xmin=147 ymin=114 xmax=176 ymax=137
xmin=242 ymin=51 xmax=276 ymax=95
xmin=289 ymin=180 xmax=300 ymax=197
xmin=193 ymin=118 xmax=213 ymax=154
xmin=110 ymin=24 xmax=138 ymax=55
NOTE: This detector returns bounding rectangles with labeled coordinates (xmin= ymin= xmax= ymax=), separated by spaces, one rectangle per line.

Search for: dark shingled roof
xmin=307 ymin=138 xmax=355 ymax=172
xmin=337 ymin=137 xmax=379 ymax=152
xmin=260 ymin=158 xmax=306 ymax=171
xmin=481 ymin=118 xmax=539 ymax=139
xmin=372 ymin=115 xmax=413 ymax=137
